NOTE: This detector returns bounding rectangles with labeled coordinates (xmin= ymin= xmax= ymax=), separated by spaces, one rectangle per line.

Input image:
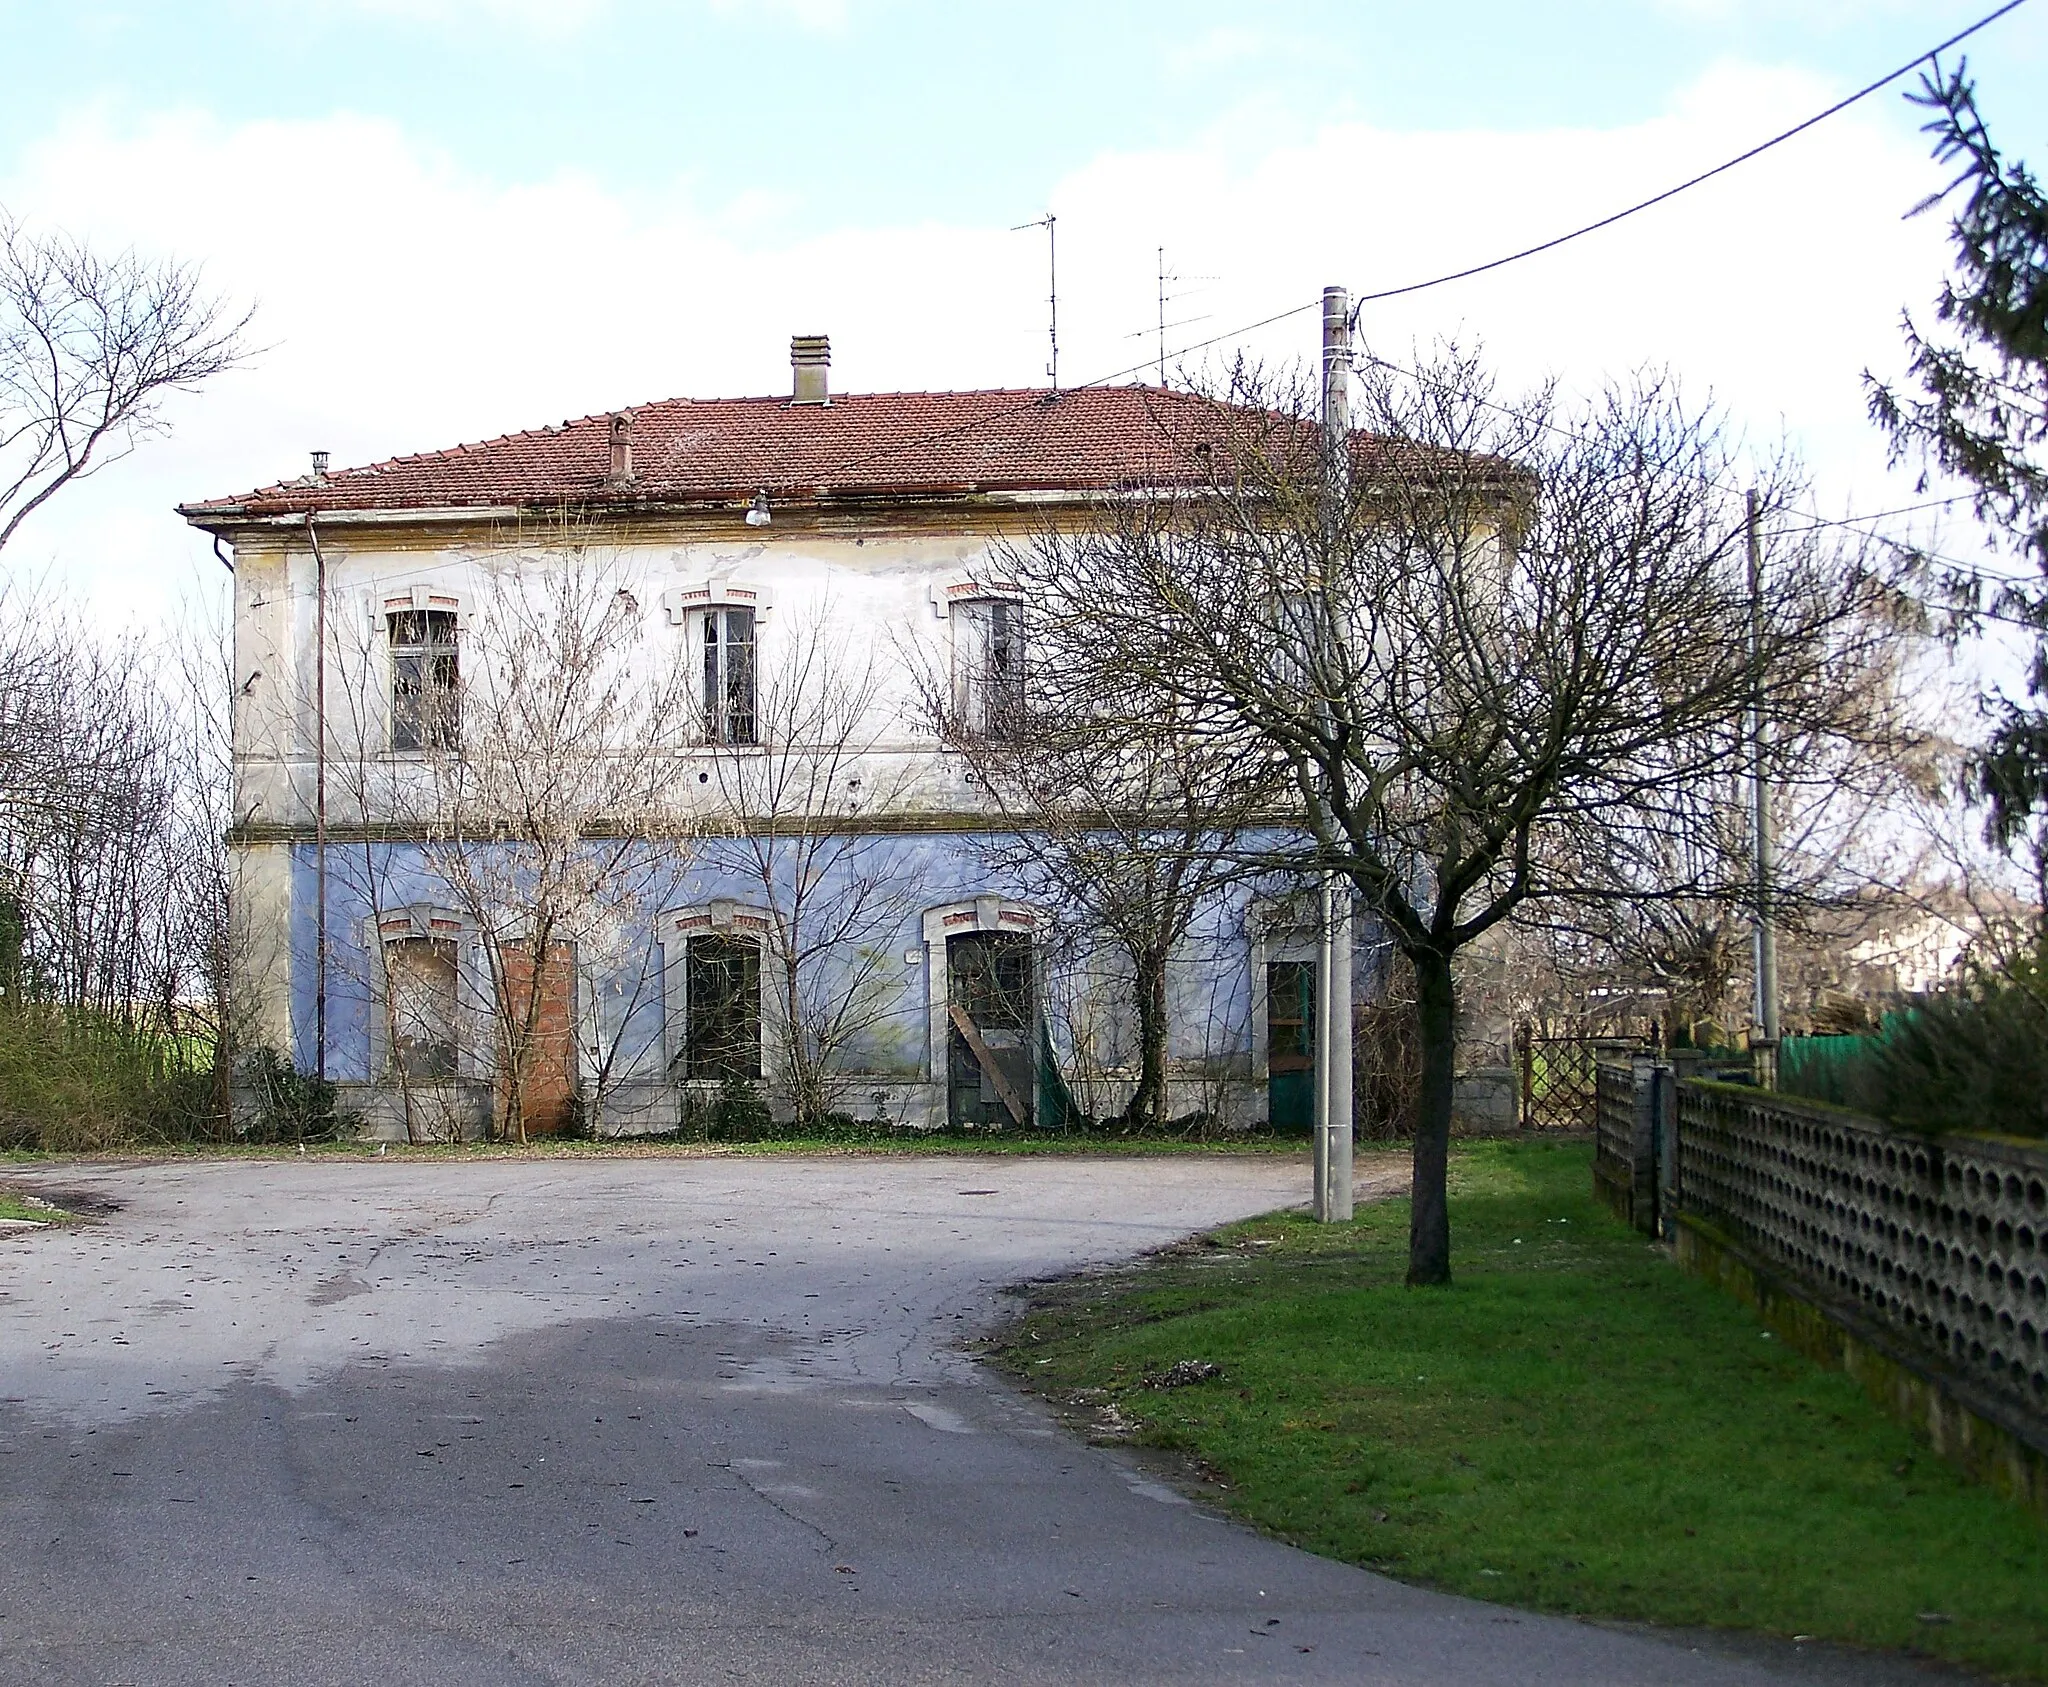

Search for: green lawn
xmin=990 ymin=1139 xmax=2048 ymax=1682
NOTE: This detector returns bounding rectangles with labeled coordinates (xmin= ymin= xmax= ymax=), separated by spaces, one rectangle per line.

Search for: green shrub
xmin=1779 ymin=952 xmax=2048 ymax=1140
xmin=0 ymin=1007 xmax=221 ymax=1150
xmin=680 ymin=1074 xmax=776 ymax=1141
xmin=1871 ymin=977 xmax=2048 ymax=1139
xmin=236 ymin=1047 xmax=356 ymax=1144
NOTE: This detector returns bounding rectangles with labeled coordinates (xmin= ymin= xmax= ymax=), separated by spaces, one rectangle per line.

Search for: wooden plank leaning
xmin=946 ymin=1002 xmax=1029 ymax=1127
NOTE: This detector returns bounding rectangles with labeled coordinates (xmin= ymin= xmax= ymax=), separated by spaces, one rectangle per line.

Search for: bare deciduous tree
xmin=1014 ymin=347 xmax=1901 ymax=1284
xmin=702 ymin=601 xmax=919 ymax=1128
xmin=0 ymin=211 xmax=249 ymax=553
xmin=0 ymin=580 xmax=237 ymax=1142
xmin=933 ymin=656 xmax=1268 ymax=1131
xmin=1523 ymin=697 xmax=1931 ymax=1046
xmin=325 ymin=521 xmax=695 ymax=1142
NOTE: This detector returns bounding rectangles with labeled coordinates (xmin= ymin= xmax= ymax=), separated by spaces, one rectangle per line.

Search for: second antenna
xmin=1010 ymin=212 xmax=1058 ymax=391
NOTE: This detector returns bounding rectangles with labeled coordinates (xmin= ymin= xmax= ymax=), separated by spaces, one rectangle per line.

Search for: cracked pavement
xmin=0 ymin=1155 xmax=1978 ymax=1684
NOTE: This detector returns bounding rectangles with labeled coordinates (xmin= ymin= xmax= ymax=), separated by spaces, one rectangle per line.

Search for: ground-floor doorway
xmin=946 ymin=929 xmax=1034 ymax=1128
xmin=1266 ymin=957 xmax=1315 ymax=1133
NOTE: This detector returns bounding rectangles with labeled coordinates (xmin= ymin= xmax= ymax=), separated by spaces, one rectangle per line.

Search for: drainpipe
xmin=305 ymin=513 xmax=329 ymax=1082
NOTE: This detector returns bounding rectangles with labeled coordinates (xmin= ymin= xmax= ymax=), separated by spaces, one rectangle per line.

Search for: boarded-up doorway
xmin=946 ymin=930 xmax=1034 ymax=1129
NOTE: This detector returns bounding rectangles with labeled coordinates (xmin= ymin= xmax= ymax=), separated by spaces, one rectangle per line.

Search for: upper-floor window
xmin=388 ymin=609 xmax=459 ymax=752
xmin=702 ymin=606 xmax=756 ymax=745
xmin=951 ymin=597 xmax=1024 ymax=739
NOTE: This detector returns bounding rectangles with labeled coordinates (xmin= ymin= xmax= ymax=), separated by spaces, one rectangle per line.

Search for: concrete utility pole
xmin=1747 ymin=489 xmax=1780 ymax=1080
xmin=1314 ymin=284 xmax=1355 ymax=1223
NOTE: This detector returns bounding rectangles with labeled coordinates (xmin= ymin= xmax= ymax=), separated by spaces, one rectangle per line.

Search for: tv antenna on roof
xmin=1127 ymin=246 xmax=1214 ymax=385
xmin=1010 ymin=212 xmax=1058 ymax=391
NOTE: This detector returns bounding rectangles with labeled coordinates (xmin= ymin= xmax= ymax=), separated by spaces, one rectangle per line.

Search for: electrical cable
xmin=241 ymin=5 xmax=2040 ymax=580
xmin=1775 ymin=494 xmax=1980 ymax=536
xmin=801 ymin=0 xmax=2033 ymax=525
xmin=256 ymin=4 xmax=2038 ymax=526
xmin=1347 ymin=0 xmax=2034 ymax=317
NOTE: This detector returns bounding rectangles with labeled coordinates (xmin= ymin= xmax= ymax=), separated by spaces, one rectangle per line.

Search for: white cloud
xmin=0 ymin=60 xmax=1963 ymax=626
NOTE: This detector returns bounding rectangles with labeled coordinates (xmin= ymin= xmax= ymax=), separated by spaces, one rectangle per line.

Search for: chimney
xmin=310 ymin=450 xmax=330 ymax=480
xmin=791 ymin=334 xmax=831 ymax=405
xmin=607 ymin=412 xmax=634 ymax=482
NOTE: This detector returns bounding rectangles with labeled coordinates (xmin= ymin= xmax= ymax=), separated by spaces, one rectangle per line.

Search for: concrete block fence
xmin=1596 ymin=1066 xmax=2048 ymax=1514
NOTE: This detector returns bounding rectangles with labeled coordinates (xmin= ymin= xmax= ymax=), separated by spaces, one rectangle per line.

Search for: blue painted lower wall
xmin=278 ymin=832 xmax=1352 ymax=1131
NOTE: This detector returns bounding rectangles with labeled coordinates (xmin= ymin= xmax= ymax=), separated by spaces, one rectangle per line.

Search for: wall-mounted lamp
xmin=745 ymin=490 xmax=772 ymax=528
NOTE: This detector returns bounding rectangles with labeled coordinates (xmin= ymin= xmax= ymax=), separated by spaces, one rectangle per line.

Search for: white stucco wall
xmin=225 ymin=512 xmax=1033 ymax=835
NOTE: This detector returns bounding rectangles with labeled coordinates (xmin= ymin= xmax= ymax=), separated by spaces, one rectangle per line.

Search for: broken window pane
xmin=951 ymin=598 xmax=1025 ymax=739
xmin=1267 ymin=959 xmax=1315 ymax=1068
xmin=388 ymin=609 xmax=459 ymax=752
xmin=702 ymin=608 xmax=757 ymax=745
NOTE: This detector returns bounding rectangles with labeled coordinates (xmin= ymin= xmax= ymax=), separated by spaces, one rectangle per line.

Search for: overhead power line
xmin=292 ymin=5 xmax=2036 ymax=529
xmin=792 ymin=0 xmax=2033 ymax=497
xmin=1776 ymin=494 xmax=1981 ymax=536
xmin=1349 ymin=0 xmax=2034 ymax=316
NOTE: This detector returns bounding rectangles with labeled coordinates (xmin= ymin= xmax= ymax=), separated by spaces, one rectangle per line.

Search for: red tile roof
xmin=178 ymin=384 xmax=1446 ymax=525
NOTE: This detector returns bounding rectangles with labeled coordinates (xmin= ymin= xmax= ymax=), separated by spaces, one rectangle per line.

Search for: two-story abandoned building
xmin=181 ymin=338 xmax=1359 ymax=1140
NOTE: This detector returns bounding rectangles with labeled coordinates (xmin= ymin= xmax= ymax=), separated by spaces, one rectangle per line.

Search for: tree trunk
xmin=1122 ymin=944 xmax=1170 ymax=1132
xmin=1408 ymin=947 xmax=1457 ymax=1287
xmin=784 ymin=955 xmax=811 ymax=1129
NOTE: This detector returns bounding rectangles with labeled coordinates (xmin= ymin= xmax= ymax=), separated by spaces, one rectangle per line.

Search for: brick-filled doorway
xmin=496 ymin=941 xmax=578 ymax=1138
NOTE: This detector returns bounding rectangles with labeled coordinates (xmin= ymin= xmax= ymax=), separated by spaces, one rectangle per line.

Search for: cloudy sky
xmin=3 ymin=0 xmax=2044 ymax=624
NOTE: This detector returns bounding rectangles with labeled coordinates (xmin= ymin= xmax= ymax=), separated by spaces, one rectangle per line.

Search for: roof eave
xmin=176 ymin=482 xmax=1164 ymax=534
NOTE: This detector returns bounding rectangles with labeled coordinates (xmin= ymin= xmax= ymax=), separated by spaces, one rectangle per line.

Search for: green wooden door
xmin=1267 ymin=959 xmax=1315 ymax=1134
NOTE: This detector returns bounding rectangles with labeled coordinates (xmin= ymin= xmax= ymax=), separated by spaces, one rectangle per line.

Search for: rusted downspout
xmin=304 ymin=512 xmax=328 ymax=1081
xmin=214 ymin=530 xmax=236 ymax=1135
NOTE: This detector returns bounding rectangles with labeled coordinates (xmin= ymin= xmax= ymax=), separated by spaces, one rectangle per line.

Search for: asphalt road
xmin=0 ymin=1155 xmax=1982 ymax=1686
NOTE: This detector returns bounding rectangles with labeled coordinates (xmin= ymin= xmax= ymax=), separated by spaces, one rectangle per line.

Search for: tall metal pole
xmin=1747 ymin=491 xmax=1780 ymax=1071
xmin=1046 ymin=214 xmax=1058 ymax=391
xmin=1157 ymin=246 xmax=1167 ymax=385
xmin=1315 ymin=284 xmax=1355 ymax=1222
xmin=1007 ymin=214 xmax=1059 ymax=390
